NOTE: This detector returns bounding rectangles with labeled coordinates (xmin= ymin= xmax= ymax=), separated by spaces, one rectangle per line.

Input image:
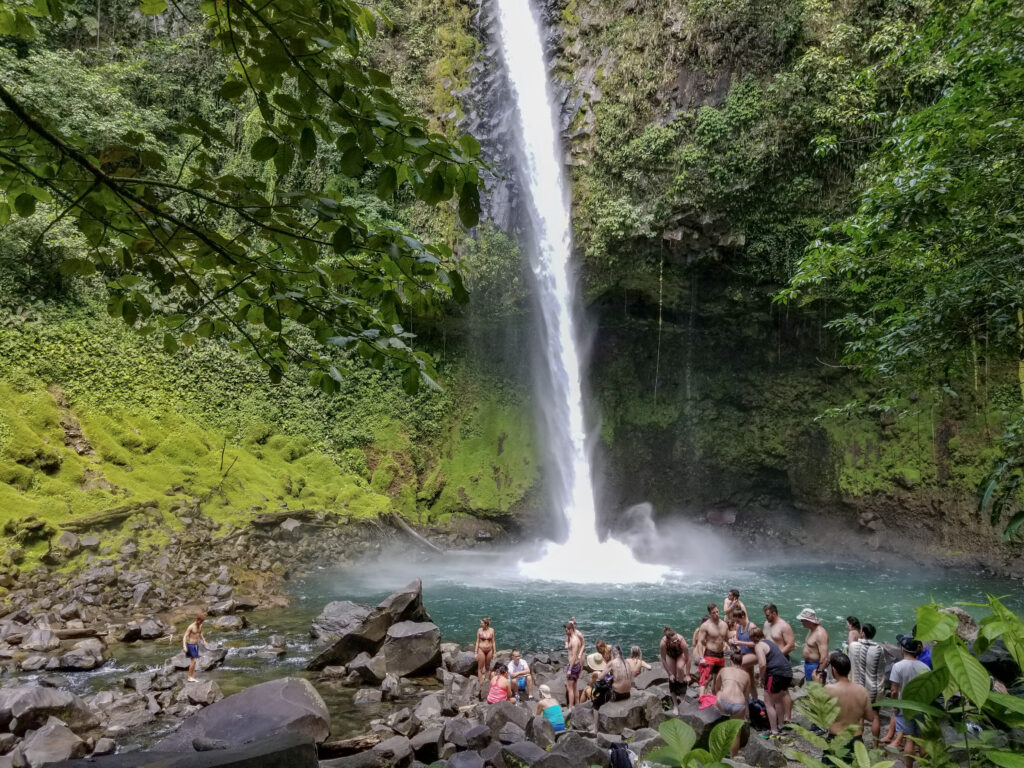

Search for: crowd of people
xmin=473 ymin=590 xmax=933 ymax=766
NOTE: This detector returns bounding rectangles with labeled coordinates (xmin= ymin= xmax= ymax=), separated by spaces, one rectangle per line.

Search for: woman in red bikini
xmin=475 ymin=617 xmax=495 ymax=689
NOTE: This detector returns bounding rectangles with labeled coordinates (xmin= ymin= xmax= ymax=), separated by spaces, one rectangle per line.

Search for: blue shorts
xmin=804 ymin=661 xmax=819 ymax=684
xmin=895 ymin=713 xmax=922 ymax=736
xmin=516 ymin=677 xmax=528 ymax=691
xmin=186 ymin=643 xmax=200 ymax=659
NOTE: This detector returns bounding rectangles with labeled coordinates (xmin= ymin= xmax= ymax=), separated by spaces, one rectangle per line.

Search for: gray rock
xmin=567 ymin=701 xmax=596 ymax=733
xmin=740 ymin=727 xmax=784 ymax=768
xmin=55 ymin=531 xmax=80 ymax=555
xmin=211 ymin=615 xmax=246 ymax=631
xmin=80 ymin=535 xmax=100 ymax=550
xmin=412 ymin=692 xmax=444 ymax=725
xmin=525 ymin=714 xmax=556 ymax=749
xmin=448 ymin=651 xmax=479 ymax=677
xmin=466 ymin=724 xmax=492 ymax=750
xmin=498 ymin=721 xmax=527 ymax=745
xmin=280 ymin=518 xmax=302 ymax=535
xmin=502 ymin=741 xmax=547 ymax=766
xmin=207 ymin=599 xmax=237 ymax=616
xmin=178 ymin=679 xmax=224 ymax=706
xmin=354 ymin=688 xmax=383 ymax=705
xmin=193 ymin=736 xmax=231 ymax=751
xmin=377 ymin=579 xmax=431 ymax=624
xmin=92 ymin=737 xmax=117 ymax=756
xmin=484 ymin=700 xmax=532 ymax=740
xmin=410 ymin=726 xmax=443 ymax=763
xmin=371 ymin=735 xmax=413 ymax=766
xmin=21 ymin=716 xmax=88 ymax=766
xmin=22 ymin=628 xmax=60 ymax=652
xmin=167 ymin=646 xmax=227 ymax=673
xmin=443 ymin=717 xmax=474 ymax=748
xmin=0 ymin=685 xmax=98 ymax=734
xmin=677 ymin=698 xmax=727 ymax=746
xmin=59 ymin=637 xmax=106 ymax=671
xmin=19 ymin=655 xmax=50 ymax=672
xmin=540 ymin=731 xmax=608 ymax=767
xmin=306 ymin=602 xmax=392 ymax=670
xmin=381 ymin=673 xmax=401 ymax=701
xmin=153 ymin=677 xmax=330 ymax=750
xmin=381 ymin=621 xmax=441 ymax=678
xmin=597 ymin=695 xmax=653 ymax=733
xmin=348 ymin=652 xmax=387 ymax=684
xmin=633 ymin=668 xmax=669 ymax=689
xmin=447 ymin=752 xmax=485 ymax=768
xmin=138 ymin=617 xmax=166 ymax=640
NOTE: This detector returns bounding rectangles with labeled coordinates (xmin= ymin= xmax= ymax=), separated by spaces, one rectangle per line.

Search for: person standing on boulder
xmin=564 ymin=618 xmax=585 ymax=708
xmin=182 ymin=614 xmax=207 ymax=683
xmin=475 ymin=617 xmax=495 ymax=691
xmin=694 ymin=603 xmax=728 ymax=695
xmin=660 ymin=626 xmax=692 ymax=715
xmin=798 ymin=608 xmax=829 ymax=685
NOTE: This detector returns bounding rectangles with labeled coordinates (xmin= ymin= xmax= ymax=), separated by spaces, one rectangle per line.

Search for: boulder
xmin=448 ymin=752 xmax=485 ymax=768
xmin=567 ymin=701 xmax=596 ymax=733
xmin=154 ymin=677 xmax=330 ymax=750
xmin=138 ymin=617 xmax=166 ymax=640
xmin=980 ymin=639 xmax=1021 ymax=686
xmin=677 ymin=698 xmax=727 ymax=746
xmin=484 ymin=700 xmax=532 ymax=740
xmin=348 ymin=652 xmax=387 ymax=684
xmin=381 ymin=673 xmax=401 ymax=701
xmin=0 ymin=685 xmax=98 ymax=734
xmin=448 ymin=650 xmax=479 ymax=677
xmin=443 ymin=717 xmax=475 ymax=748
xmin=465 ymin=724 xmax=492 ymax=750
xmin=412 ymin=692 xmax=444 ymax=726
xmin=21 ymin=716 xmax=88 ymax=766
xmin=381 ymin=621 xmax=441 ymax=678
xmin=939 ymin=606 xmax=979 ymax=644
xmin=540 ymin=732 xmax=608 ymax=768
xmin=60 ymin=637 xmax=106 ymax=671
xmin=211 ymin=615 xmax=246 ymax=631
xmin=167 ymin=647 xmax=227 ymax=673
xmin=633 ymin=668 xmax=669 ymax=689
xmin=92 ymin=737 xmax=117 ymax=756
xmin=22 ymin=628 xmax=60 ymax=652
xmin=498 ymin=721 xmax=527 ymax=745
xmin=502 ymin=741 xmax=548 ymax=767
xmin=306 ymin=602 xmax=392 ymax=670
xmin=409 ymin=725 xmax=442 ymax=762
xmin=597 ymin=696 xmax=650 ymax=733
xmin=58 ymin=732 xmax=319 ymax=768
xmin=740 ymin=728 xmax=785 ymax=768
xmin=55 ymin=531 xmax=80 ymax=555
xmin=353 ymin=689 xmax=383 ymax=705
xmin=377 ymin=579 xmax=431 ymax=624
xmin=371 ymin=735 xmax=413 ymax=766
xmin=525 ymin=714 xmax=556 ymax=749
xmin=178 ymin=679 xmax=225 ymax=706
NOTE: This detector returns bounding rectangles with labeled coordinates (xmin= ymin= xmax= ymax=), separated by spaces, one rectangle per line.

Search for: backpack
xmin=609 ymin=742 xmax=636 ymax=768
xmin=592 ymin=677 xmax=613 ymax=708
xmin=748 ymin=698 xmax=770 ymax=729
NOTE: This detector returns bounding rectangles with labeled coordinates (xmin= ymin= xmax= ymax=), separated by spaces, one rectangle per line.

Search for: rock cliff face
xmin=465 ymin=0 xmax=1024 ymax=573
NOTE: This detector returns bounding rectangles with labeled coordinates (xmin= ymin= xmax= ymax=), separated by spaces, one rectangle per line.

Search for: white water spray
xmin=492 ymin=0 xmax=665 ymax=583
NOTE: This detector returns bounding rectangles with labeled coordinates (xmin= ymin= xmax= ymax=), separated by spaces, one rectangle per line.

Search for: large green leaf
xmin=988 ymin=751 xmax=1024 ymax=768
xmin=941 ymin=645 xmax=990 ymax=707
xmin=708 ymin=719 xmax=746 ymax=760
xmin=915 ymin=606 xmax=957 ymax=642
xmin=902 ymin=668 xmax=949 ymax=706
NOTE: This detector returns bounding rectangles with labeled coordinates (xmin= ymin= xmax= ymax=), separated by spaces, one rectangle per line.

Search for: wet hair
xmin=663 ymin=626 xmax=675 ymax=637
xmin=830 ymin=651 xmax=851 ymax=677
xmin=565 ymin=620 xmax=576 ymax=631
xmin=728 ymin=589 xmax=740 ymax=598
xmin=481 ymin=617 xmax=490 ymax=626
xmin=749 ymin=626 xmax=765 ymax=642
xmin=730 ymin=650 xmax=744 ymax=665
xmin=847 ymin=616 xmax=861 ymax=630
xmin=862 ymin=623 xmax=876 ymax=640
xmin=707 ymin=603 xmax=718 ymax=614
xmin=631 ymin=646 xmax=643 ymax=659
xmin=611 ymin=645 xmax=623 ymax=659
xmin=764 ymin=603 xmax=778 ymax=615
xmin=596 ymin=640 xmax=609 ymax=655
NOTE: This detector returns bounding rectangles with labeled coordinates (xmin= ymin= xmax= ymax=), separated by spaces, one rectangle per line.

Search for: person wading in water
xmin=475 ymin=617 xmax=495 ymax=692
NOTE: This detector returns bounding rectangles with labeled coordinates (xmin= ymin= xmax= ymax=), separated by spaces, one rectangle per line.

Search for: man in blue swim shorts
xmin=182 ymin=614 xmax=207 ymax=683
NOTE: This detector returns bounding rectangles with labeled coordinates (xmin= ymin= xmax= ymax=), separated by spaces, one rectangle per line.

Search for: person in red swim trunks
xmin=694 ymin=603 xmax=728 ymax=695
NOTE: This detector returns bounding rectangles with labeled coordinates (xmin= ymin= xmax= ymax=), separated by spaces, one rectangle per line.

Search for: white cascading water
xmin=494 ymin=0 xmax=665 ymax=583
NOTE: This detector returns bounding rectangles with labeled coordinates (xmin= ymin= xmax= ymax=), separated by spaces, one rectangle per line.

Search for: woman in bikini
xmin=627 ymin=646 xmax=652 ymax=680
xmin=475 ymin=617 xmax=495 ymax=689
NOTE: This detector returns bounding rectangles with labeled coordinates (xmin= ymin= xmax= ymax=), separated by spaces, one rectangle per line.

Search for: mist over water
xmin=492 ymin=0 xmax=666 ymax=583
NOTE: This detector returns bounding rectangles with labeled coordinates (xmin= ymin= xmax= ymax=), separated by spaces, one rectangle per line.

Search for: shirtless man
xmin=660 ymin=626 xmax=692 ymax=715
xmin=694 ymin=603 xmax=728 ymax=695
xmin=824 ymin=651 xmax=880 ymax=751
xmin=714 ymin=652 xmax=753 ymax=757
xmin=182 ymin=614 xmax=207 ymax=683
xmin=723 ymin=589 xmax=746 ymax=617
xmin=475 ymin=618 xmax=495 ymax=690
xmin=798 ymin=608 xmax=830 ymax=686
xmin=564 ymin=619 xmax=585 ymax=707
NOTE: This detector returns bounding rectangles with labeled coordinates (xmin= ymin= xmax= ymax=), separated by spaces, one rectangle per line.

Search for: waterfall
xmin=492 ymin=0 xmax=665 ymax=583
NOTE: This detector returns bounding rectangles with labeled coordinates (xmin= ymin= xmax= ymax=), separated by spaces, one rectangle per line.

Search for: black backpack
xmin=748 ymin=698 xmax=770 ymax=729
xmin=610 ymin=742 xmax=635 ymax=768
xmin=592 ymin=677 xmax=612 ymax=708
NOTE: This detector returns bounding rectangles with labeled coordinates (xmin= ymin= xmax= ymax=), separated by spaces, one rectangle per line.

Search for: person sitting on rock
xmin=536 ymin=684 xmax=565 ymax=732
xmin=714 ymin=651 xmax=753 ymax=756
xmin=486 ymin=663 xmax=514 ymax=703
xmin=627 ymin=645 xmax=652 ymax=681
xmin=508 ymin=648 xmax=533 ymax=700
xmin=182 ymin=614 xmax=207 ymax=683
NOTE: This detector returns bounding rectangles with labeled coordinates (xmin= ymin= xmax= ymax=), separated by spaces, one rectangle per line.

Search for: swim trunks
xmin=610 ymin=689 xmax=630 ymax=702
xmin=566 ymin=662 xmax=582 ymax=680
xmin=186 ymin=643 xmax=199 ymax=659
xmin=803 ymin=659 xmax=821 ymax=684
xmin=669 ymin=679 xmax=687 ymax=695
xmin=699 ymin=652 xmax=725 ymax=687
xmin=766 ymin=674 xmax=792 ymax=694
xmin=516 ymin=677 xmax=528 ymax=691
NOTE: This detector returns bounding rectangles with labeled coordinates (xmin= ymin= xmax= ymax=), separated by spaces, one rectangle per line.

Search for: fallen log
xmin=382 ymin=513 xmax=443 ymax=554
xmin=318 ymin=733 xmax=382 ymax=759
xmin=62 ymin=501 xmax=160 ymax=532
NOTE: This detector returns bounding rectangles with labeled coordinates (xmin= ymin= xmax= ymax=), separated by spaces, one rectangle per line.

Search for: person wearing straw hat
xmin=798 ymin=608 xmax=830 ymax=685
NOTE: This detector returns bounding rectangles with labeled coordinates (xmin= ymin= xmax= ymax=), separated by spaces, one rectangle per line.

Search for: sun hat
xmin=586 ymin=651 xmax=608 ymax=672
xmin=539 ymin=684 xmax=552 ymax=698
xmin=797 ymin=608 xmax=820 ymax=625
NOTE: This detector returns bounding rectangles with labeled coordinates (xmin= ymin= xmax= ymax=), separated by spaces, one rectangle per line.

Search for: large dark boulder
xmin=22 ymin=716 xmax=89 ymax=765
xmin=0 ymin=685 xmax=98 ymax=734
xmin=306 ymin=602 xmax=392 ymax=670
xmin=502 ymin=741 xmax=548 ymax=767
xmin=676 ymin=698 xmax=727 ymax=746
xmin=633 ymin=668 xmax=669 ymax=690
xmin=53 ymin=732 xmax=318 ymax=768
xmin=381 ymin=621 xmax=441 ymax=677
xmin=377 ymin=579 xmax=431 ymax=624
xmin=539 ymin=732 xmax=608 ymax=768
xmin=979 ymin=639 xmax=1021 ymax=686
xmin=154 ymin=677 xmax=329 ymax=751
xmin=483 ymin=700 xmax=531 ymax=739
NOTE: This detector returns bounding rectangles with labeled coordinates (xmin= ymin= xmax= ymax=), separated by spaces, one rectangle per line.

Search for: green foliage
xmin=0 ymin=0 xmax=483 ymax=394
xmin=647 ymin=717 xmax=744 ymax=768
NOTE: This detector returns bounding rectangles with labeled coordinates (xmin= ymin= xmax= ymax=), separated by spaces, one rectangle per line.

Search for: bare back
xmin=715 ymin=667 xmax=751 ymax=704
xmin=827 ymin=679 xmax=873 ymax=735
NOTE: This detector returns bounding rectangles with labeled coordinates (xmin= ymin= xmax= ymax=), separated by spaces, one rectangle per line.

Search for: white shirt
xmin=508 ymin=658 xmax=530 ymax=678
